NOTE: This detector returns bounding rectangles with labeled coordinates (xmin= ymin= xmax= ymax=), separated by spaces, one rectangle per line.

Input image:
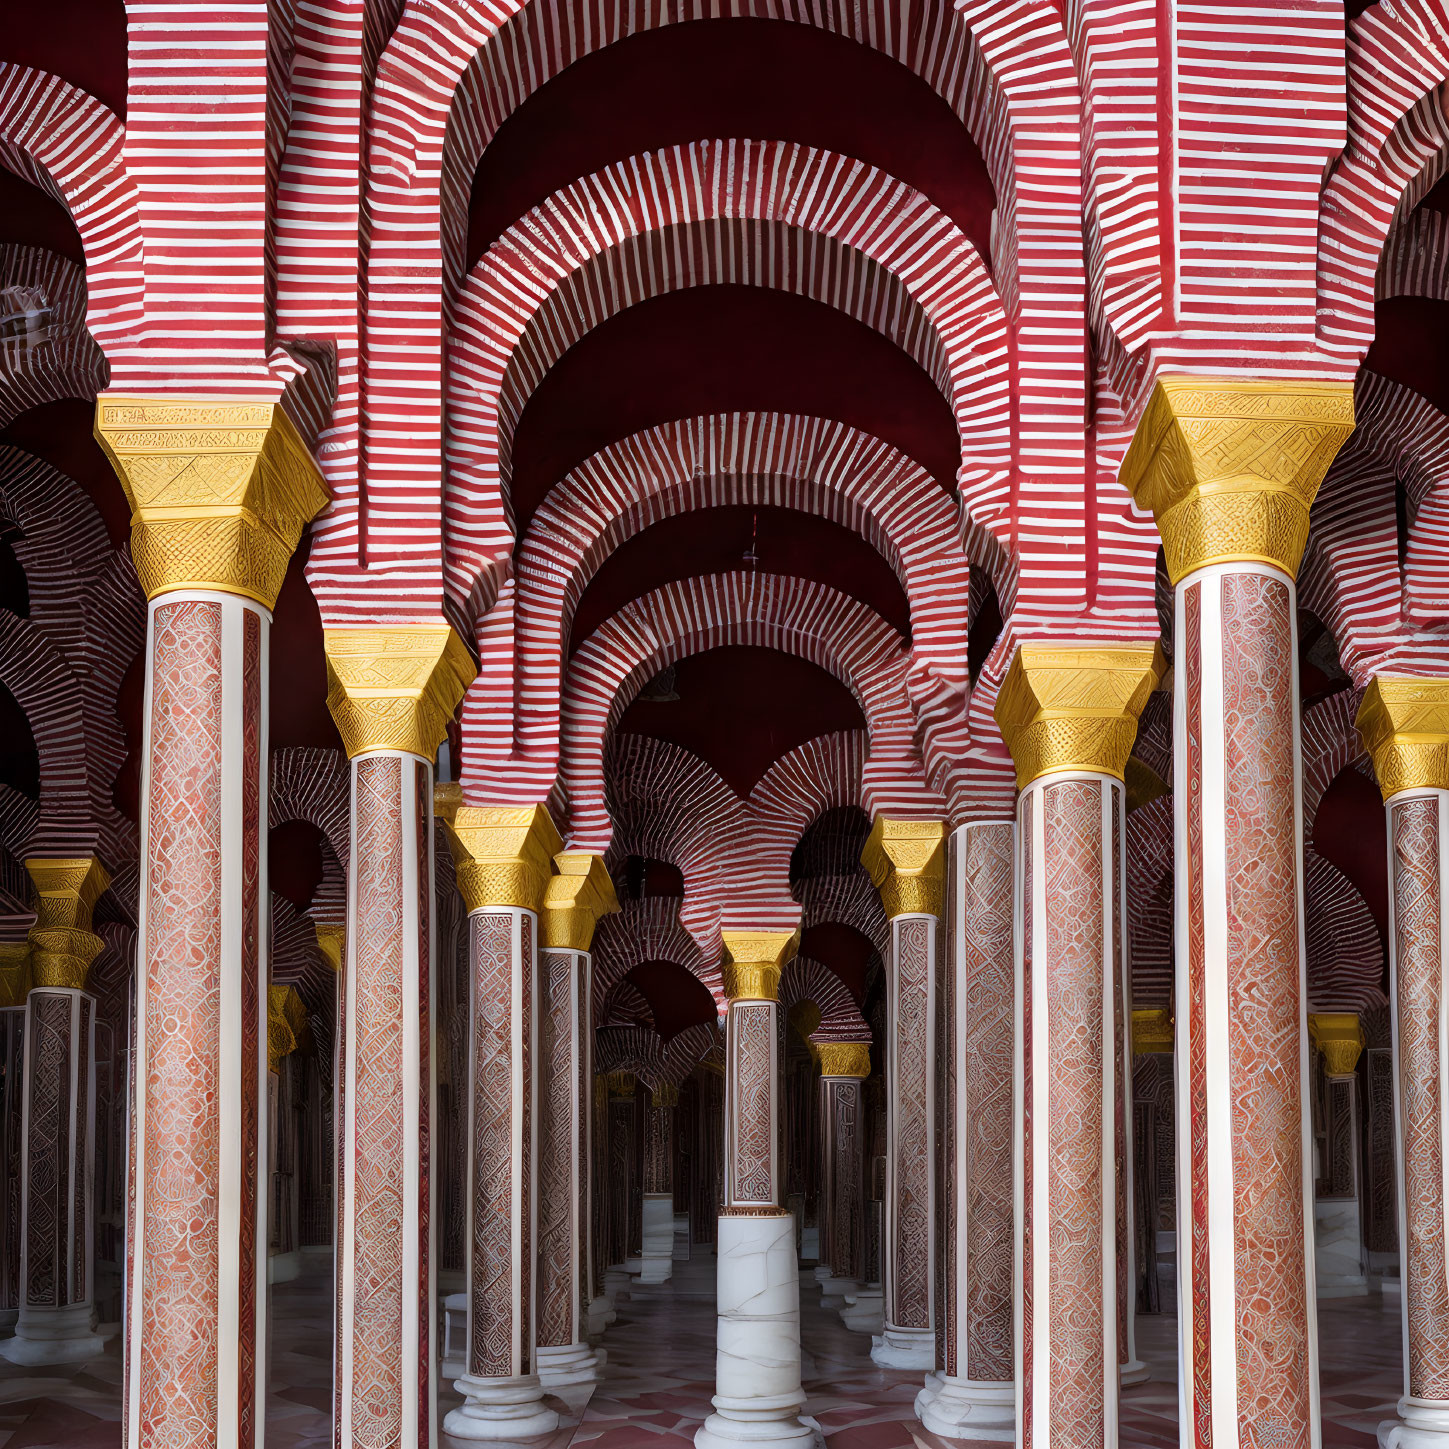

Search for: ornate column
xmin=641 ymin=1084 xmax=680 ymax=1284
xmin=815 ymin=1043 xmax=869 ymax=1307
xmin=919 ymin=820 xmax=1016 ymax=1439
xmin=604 ymin=1073 xmax=638 ymax=1297
xmin=696 ymin=929 xmax=814 ymax=1449
xmin=1307 ymin=1013 xmax=1369 ymax=1297
xmin=0 ymin=860 xmax=107 ymax=1365
xmin=995 ymin=641 xmax=1163 ymax=1448
xmin=588 ymin=1072 xmax=617 ymax=1331
xmin=0 ymin=944 xmax=25 ymax=1335
xmin=96 ymin=397 xmax=327 ymax=1449
xmin=1358 ymin=679 xmax=1449 ymax=1448
xmin=861 ymin=818 xmax=945 ymax=1371
xmin=435 ymin=802 xmax=563 ymax=1440
xmin=1122 ymin=377 xmax=1354 ymax=1449
xmin=536 ymin=852 xmax=618 ymax=1385
xmin=325 ymin=626 xmax=474 ymax=1449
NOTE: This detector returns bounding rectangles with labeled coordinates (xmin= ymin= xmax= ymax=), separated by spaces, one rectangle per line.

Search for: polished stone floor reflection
xmin=0 ymin=1255 xmax=1409 ymax=1446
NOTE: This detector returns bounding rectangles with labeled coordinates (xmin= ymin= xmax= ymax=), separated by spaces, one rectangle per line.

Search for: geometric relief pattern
xmin=643 ymin=1102 xmax=673 ymax=1195
xmin=824 ymin=1078 xmax=863 ymax=1283
xmin=729 ymin=1002 xmax=777 ymax=1206
xmin=1391 ymin=796 xmax=1449 ymax=1401
xmin=1038 ymin=779 xmax=1108 ymax=1443
xmin=892 ymin=916 xmax=932 ymax=1332
xmin=1 ymin=1010 xmax=22 ymax=1314
xmin=536 ymin=948 xmax=576 ymax=1349
xmin=24 ymin=991 xmax=71 ymax=1308
xmin=1220 ymin=571 xmax=1313 ymax=1446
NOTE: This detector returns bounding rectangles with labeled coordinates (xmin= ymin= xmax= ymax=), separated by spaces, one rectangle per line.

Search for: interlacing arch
xmin=591 ymin=895 xmax=719 ymax=1016
xmin=593 ymin=1023 xmax=666 ymax=1086
xmin=599 ymin=979 xmax=656 ymax=1030
xmin=466 ymin=412 xmax=975 ymax=800
xmin=779 ymin=955 xmax=869 ymax=1044
xmin=443 ymin=139 xmax=1009 ymax=606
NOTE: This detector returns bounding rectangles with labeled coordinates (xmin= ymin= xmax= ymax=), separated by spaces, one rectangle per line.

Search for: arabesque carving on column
xmin=94 ymin=395 xmax=329 ymax=606
xmin=1357 ymin=677 xmax=1449 ymax=798
xmin=860 ymin=819 xmax=946 ymax=919
xmin=1119 ymin=375 xmax=1355 ymax=583
xmin=24 ymin=858 xmax=109 ymax=991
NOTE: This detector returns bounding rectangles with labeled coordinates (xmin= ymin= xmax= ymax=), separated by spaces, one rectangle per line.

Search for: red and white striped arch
xmin=591 ymin=895 xmax=719 ymax=1017
xmin=468 ymin=412 xmax=969 ymax=799
xmin=0 ymin=247 xmax=106 ymax=427
xmin=780 ymin=955 xmax=870 ymax=1044
xmin=797 ymin=872 xmax=889 ymax=963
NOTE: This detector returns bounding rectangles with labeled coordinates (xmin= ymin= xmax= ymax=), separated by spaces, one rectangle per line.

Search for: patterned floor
xmin=0 ymin=1256 xmax=1409 ymax=1446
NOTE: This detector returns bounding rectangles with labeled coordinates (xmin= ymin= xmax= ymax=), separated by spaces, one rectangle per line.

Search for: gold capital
xmin=860 ymin=817 xmax=946 ymax=919
xmin=0 ymin=943 xmax=30 ymax=1008
xmin=542 ymin=852 xmax=619 ymax=951
xmin=1357 ymin=676 xmax=1449 ymax=799
xmin=268 ymin=983 xmax=308 ymax=1073
xmin=652 ymin=1084 xmax=680 ymax=1109
xmin=1119 ymin=375 xmax=1355 ymax=583
xmin=94 ymin=395 xmax=328 ymax=606
xmin=1131 ymin=1007 xmax=1174 ymax=1055
xmin=817 ymin=1041 xmax=871 ymax=1079
xmin=25 ymin=857 xmax=109 ymax=990
xmin=314 ymin=921 xmax=344 ymax=972
xmin=444 ymin=804 xmax=562 ymax=914
xmin=1308 ymin=1012 xmax=1363 ymax=1077
xmin=324 ymin=624 xmax=475 ymax=760
xmin=994 ymin=642 xmax=1165 ymax=788
xmin=606 ymin=1071 xmax=636 ymax=1098
xmin=721 ymin=928 xmax=800 ymax=1001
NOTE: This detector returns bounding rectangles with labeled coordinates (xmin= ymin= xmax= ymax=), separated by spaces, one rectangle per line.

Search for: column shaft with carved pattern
xmin=996 ymin=641 xmax=1164 ymax=1449
xmin=1359 ymin=679 xmax=1449 ymax=1448
xmin=1123 ymin=378 xmax=1355 ymax=1449
xmin=0 ymin=947 xmax=25 ymax=1332
xmin=95 ymin=397 xmax=327 ymax=1449
xmin=326 ymin=626 xmax=473 ymax=1449
xmin=919 ymin=821 xmax=1017 ymax=1439
xmin=535 ymin=854 xmax=617 ymax=1384
xmin=861 ymin=819 xmax=945 ymax=1372
xmin=640 ymin=1085 xmax=679 ymax=1284
xmin=816 ymin=1043 xmax=868 ymax=1303
xmin=696 ymin=930 xmax=814 ymax=1449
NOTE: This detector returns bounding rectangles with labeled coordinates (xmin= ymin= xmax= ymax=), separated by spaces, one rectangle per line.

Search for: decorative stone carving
xmin=1358 ymin=677 xmax=1449 ymax=799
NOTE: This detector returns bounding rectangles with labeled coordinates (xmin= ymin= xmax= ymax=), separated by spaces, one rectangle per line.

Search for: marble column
xmin=325 ymin=626 xmax=474 ymax=1449
xmin=641 ymin=1084 xmax=680 ymax=1284
xmin=0 ymin=860 xmax=108 ymax=1366
xmin=1122 ymin=377 xmax=1354 ymax=1449
xmin=919 ymin=820 xmax=1017 ymax=1439
xmin=861 ymin=818 xmax=946 ymax=1371
xmin=95 ymin=396 xmax=327 ymax=1449
xmin=535 ymin=852 xmax=618 ymax=1386
xmin=816 ymin=1042 xmax=869 ymax=1309
xmin=696 ymin=928 xmax=814 ymax=1449
xmin=435 ymin=802 xmax=563 ymax=1440
xmin=1358 ymin=678 xmax=1449 ymax=1448
xmin=0 ymin=946 xmax=25 ymax=1334
xmin=995 ymin=641 xmax=1164 ymax=1449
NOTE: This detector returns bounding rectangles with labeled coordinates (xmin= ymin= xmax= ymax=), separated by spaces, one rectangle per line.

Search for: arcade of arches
xmin=2 ymin=3 xmax=1449 ymax=1449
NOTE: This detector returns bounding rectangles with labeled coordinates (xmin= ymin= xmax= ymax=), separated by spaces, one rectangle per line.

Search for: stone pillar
xmin=1122 ymin=377 xmax=1354 ymax=1449
xmin=0 ymin=860 xmax=107 ymax=1365
xmin=641 ymin=1084 xmax=680 ymax=1284
xmin=696 ymin=929 xmax=814 ymax=1449
xmin=861 ymin=818 xmax=945 ymax=1371
xmin=588 ymin=1073 xmax=616 ymax=1332
xmin=535 ymin=853 xmax=618 ymax=1385
xmin=1116 ymin=916 xmax=1149 ymax=1388
xmin=325 ymin=626 xmax=474 ymax=1449
xmin=995 ymin=641 xmax=1164 ymax=1448
xmin=1307 ymin=1013 xmax=1369 ymax=1297
xmin=0 ymin=945 xmax=25 ymax=1334
xmin=920 ymin=821 xmax=1017 ymax=1440
xmin=435 ymin=802 xmax=563 ymax=1440
xmin=95 ymin=396 xmax=327 ymax=1449
xmin=1357 ymin=678 xmax=1449 ymax=1448
xmin=816 ymin=1043 xmax=869 ymax=1308
xmin=605 ymin=1073 xmax=638 ymax=1294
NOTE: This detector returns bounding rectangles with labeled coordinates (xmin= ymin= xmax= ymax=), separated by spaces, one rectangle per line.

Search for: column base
xmin=603 ymin=1267 xmax=632 ymax=1303
xmin=838 ymin=1284 xmax=883 ymax=1335
xmin=919 ymin=1376 xmax=1015 ymax=1441
xmin=0 ymin=1305 xmax=107 ymax=1365
xmin=1380 ymin=1398 xmax=1449 ymax=1448
xmin=640 ymin=1194 xmax=675 ymax=1283
xmin=0 ymin=1306 xmax=16 ymax=1335
xmin=1120 ymin=1358 xmax=1150 ymax=1387
xmin=268 ymin=1249 xmax=302 ymax=1284
xmin=870 ymin=1324 xmax=934 ymax=1369
xmin=695 ymin=1412 xmax=821 ymax=1449
xmin=817 ymin=1274 xmax=856 ymax=1309
xmin=537 ymin=1341 xmax=602 ymax=1388
xmin=914 ymin=1369 xmax=943 ymax=1419
xmin=586 ymin=1295 xmax=615 ymax=1335
xmin=444 ymin=1373 xmax=560 ymax=1441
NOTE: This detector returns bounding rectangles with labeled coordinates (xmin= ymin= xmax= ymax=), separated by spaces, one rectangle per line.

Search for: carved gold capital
xmin=1356 ymin=676 xmax=1449 ymax=799
xmin=267 ymin=983 xmax=308 ymax=1073
xmin=1308 ymin=1012 xmax=1363 ymax=1077
xmin=1131 ymin=1008 xmax=1174 ymax=1055
xmin=324 ymin=624 xmax=475 ymax=760
xmin=817 ymin=1041 xmax=871 ymax=1079
xmin=605 ymin=1071 xmax=636 ymax=1098
xmin=542 ymin=852 xmax=620 ymax=951
xmin=994 ymin=642 xmax=1166 ymax=788
xmin=652 ymin=1084 xmax=680 ymax=1109
xmin=860 ymin=817 xmax=946 ymax=919
xmin=0 ymin=943 xmax=30 ymax=1007
xmin=94 ymin=395 xmax=328 ymax=606
xmin=25 ymin=857 xmax=109 ymax=990
xmin=721 ymin=928 xmax=800 ymax=1001
xmin=313 ymin=921 xmax=344 ymax=972
xmin=1119 ymin=375 xmax=1355 ymax=583
xmin=444 ymin=804 xmax=562 ymax=914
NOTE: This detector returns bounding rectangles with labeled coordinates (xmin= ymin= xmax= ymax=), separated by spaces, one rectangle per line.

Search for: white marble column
xmin=696 ymin=929 xmax=814 ymax=1449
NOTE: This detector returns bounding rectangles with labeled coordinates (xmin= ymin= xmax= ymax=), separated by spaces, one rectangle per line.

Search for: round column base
xmin=838 ymin=1285 xmax=883 ymax=1335
xmin=818 ymin=1275 xmax=856 ymax=1310
xmin=444 ymin=1373 xmax=559 ymax=1441
xmin=623 ymin=1258 xmax=645 ymax=1275
xmin=603 ymin=1268 xmax=632 ymax=1303
xmin=1380 ymin=1398 xmax=1449 ymax=1448
xmin=919 ymin=1376 xmax=1015 ymax=1441
xmin=537 ymin=1342 xmax=602 ymax=1388
xmin=638 ymin=1257 xmax=674 ymax=1285
xmin=813 ymin=1265 xmax=833 ymax=1286
xmin=1119 ymin=1358 xmax=1150 ymax=1388
xmin=0 ymin=1304 xmax=107 ymax=1365
xmin=870 ymin=1325 xmax=934 ymax=1370
xmin=913 ymin=1370 xmax=943 ymax=1419
xmin=695 ymin=1411 xmax=820 ymax=1449
xmin=586 ymin=1295 xmax=615 ymax=1335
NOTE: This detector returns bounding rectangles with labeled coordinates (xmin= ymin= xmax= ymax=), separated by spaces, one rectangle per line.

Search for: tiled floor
xmin=0 ymin=1259 xmax=1409 ymax=1447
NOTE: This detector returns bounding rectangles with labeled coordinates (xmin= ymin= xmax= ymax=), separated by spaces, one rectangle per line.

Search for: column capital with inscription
xmin=25 ymin=856 xmax=109 ymax=990
xmin=324 ymin=624 xmax=474 ymax=760
xmin=442 ymin=802 xmax=563 ymax=915
xmin=721 ymin=928 xmax=801 ymax=1001
xmin=94 ymin=395 xmax=329 ymax=607
xmin=860 ymin=817 xmax=947 ymax=919
xmin=817 ymin=1041 xmax=872 ymax=1079
xmin=1119 ymin=375 xmax=1355 ymax=584
xmin=1356 ymin=675 xmax=1449 ymax=799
